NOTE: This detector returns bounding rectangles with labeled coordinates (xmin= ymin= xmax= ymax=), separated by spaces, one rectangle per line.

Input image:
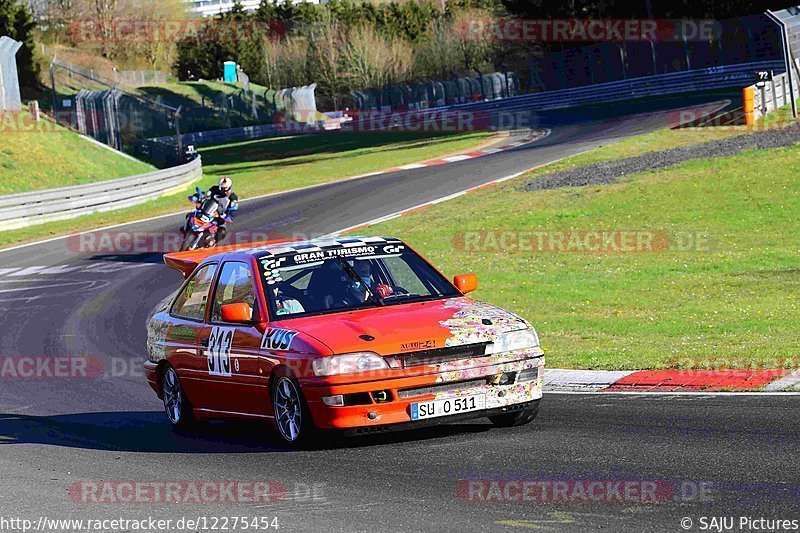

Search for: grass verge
xmin=360 ymin=126 xmax=800 ymax=370
xmin=0 ymin=117 xmax=154 ymax=195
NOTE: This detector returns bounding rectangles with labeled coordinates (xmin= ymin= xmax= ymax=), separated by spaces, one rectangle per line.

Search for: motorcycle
xmin=179 ymin=187 xmax=237 ymax=251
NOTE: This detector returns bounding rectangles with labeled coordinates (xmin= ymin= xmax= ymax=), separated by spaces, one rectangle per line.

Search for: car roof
xmin=248 ymin=236 xmax=404 ymax=260
xmin=163 ymin=236 xmax=405 ymax=278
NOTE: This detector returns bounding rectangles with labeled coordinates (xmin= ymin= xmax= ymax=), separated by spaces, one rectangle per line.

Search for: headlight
xmin=494 ymin=328 xmax=540 ymax=353
xmin=312 ymin=352 xmax=389 ymax=377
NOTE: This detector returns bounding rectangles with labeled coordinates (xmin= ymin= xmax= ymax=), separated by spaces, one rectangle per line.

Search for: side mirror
xmin=220 ymin=302 xmax=253 ymax=323
xmin=453 ymin=273 xmax=478 ymax=294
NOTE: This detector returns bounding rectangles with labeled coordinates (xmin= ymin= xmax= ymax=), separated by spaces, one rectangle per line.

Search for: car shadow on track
xmin=0 ymin=411 xmax=492 ymax=452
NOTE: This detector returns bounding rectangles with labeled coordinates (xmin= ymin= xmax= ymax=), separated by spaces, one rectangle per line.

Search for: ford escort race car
xmin=144 ymin=236 xmax=544 ymax=445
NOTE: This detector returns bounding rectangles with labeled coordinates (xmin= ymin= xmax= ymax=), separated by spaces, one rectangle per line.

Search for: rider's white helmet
xmin=218 ymin=177 xmax=233 ymax=194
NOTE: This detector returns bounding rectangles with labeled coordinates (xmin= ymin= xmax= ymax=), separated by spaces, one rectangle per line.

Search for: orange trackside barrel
xmin=743 ymin=86 xmax=755 ymax=126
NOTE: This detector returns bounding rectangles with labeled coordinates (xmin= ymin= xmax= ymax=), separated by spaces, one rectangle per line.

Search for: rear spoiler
xmin=163 ymin=238 xmax=298 ymax=279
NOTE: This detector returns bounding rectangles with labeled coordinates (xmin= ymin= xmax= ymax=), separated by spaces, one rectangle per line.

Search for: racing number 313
xmin=207 ymin=326 xmax=235 ymax=376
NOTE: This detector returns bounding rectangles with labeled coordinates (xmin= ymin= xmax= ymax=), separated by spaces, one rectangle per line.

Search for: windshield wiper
xmin=337 ymin=258 xmax=384 ymax=307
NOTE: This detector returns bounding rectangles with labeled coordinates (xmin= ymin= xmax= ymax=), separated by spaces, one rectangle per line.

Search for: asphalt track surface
xmin=2 ymin=91 xmax=798 ymax=532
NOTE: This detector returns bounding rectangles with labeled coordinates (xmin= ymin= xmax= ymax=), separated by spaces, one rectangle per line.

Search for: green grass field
xmin=0 ymin=117 xmax=154 ymax=195
xmin=361 ymin=127 xmax=800 ymax=370
xmin=0 ymin=130 xmax=492 ymax=248
xmin=135 ymin=81 xmax=270 ymax=110
xmin=200 ymin=131 xmax=493 ymax=195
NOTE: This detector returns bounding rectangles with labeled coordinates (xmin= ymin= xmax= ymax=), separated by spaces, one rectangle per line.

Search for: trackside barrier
xmin=144 ymin=59 xmax=784 ymax=150
xmin=745 ymin=70 xmax=800 ymax=122
xmin=0 ymin=156 xmax=202 ymax=230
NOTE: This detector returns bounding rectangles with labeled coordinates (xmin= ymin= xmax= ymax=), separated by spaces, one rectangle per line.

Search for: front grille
xmin=398 ymin=378 xmax=487 ymax=399
xmin=394 ymin=342 xmax=490 ymax=368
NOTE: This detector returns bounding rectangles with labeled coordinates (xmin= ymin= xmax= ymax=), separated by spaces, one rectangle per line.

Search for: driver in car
xmin=350 ymin=260 xmax=394 ymax=301
xmin=273 ymin=284 xmax=305 ymax=316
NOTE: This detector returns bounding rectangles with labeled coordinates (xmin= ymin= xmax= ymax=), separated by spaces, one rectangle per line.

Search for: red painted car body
xmin=145 ymin=236 xmax=544 ymax=441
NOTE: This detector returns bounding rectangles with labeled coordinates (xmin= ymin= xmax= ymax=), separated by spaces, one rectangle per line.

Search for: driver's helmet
xmin=218 ymin=177 xmax=233 ymax=196
xmin=353 ymin=260 xmax=371 ymax=286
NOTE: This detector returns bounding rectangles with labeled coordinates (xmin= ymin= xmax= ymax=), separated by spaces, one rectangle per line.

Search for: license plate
xmin=410 ymin=394 xmax=486 ymax=420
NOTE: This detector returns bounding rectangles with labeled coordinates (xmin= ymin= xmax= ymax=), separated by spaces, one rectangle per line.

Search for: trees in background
xmin=33 ymin=0 xmax=188 ymax=71
xmin=175 ymin=0 xmax=502 ymax=106
xmin=0 ymin=0 xmax=38 ymax=88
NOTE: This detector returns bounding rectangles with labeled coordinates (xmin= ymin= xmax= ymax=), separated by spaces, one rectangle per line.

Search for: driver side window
xmin=171 ymin=264 xmax=217 ymax=321
xmin=211 ymin=262 xmax=256 ymax=323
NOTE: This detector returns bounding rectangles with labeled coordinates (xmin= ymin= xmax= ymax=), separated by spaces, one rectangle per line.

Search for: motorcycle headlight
xmin=494 ymin=328 xmax=540 ymax=353
xmin=312 ymin=352 xmax=390 ymax=377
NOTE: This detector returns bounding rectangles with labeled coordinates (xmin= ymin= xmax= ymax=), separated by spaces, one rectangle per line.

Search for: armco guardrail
xmin=450 ymin=60 xmax=786 ymax=113
xmin=1 ymin=156 xmax=202 ymax=230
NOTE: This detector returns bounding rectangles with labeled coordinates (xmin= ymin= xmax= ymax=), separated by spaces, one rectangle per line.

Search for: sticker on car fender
xmin=410 ymin=394 xmax=486 ymax=420
xmin=261 ymin=328 xmax=298 ymax=351
xmin=207 ymin=326 xmax=235 ymax=377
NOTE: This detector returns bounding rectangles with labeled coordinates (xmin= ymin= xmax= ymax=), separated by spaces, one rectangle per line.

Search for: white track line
xmin=328 ymin=132 xmax=608 ymax=239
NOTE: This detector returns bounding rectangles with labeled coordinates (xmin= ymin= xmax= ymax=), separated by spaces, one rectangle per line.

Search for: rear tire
xmin=161 ymin=366 xmax=196 ymax=430
xmin=271 ymin=372 xmax=317 ymax=447
xmin=488 ymin=401 xmax=539 ymax=428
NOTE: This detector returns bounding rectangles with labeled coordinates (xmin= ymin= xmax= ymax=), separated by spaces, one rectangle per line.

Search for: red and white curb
xmin=342 ymin=129 xmax=548 ymax=181
xmin=544 ymin=368 xmax=800 ymax=392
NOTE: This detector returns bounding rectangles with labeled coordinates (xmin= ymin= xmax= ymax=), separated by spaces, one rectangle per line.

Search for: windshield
xmin=199 ymin=198 xmax=219 ymax=218
xmin=258 ymin=246 xmax=461 ymax=318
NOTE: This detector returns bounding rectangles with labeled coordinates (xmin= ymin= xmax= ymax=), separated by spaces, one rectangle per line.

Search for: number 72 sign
xmin=755 ymin=70 xmax=773 ymax=86
xmin=207 ymin=326 xmax=235 ymax=376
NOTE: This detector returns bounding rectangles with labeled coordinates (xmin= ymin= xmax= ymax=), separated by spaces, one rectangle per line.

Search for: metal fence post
xmin=175 ymin=105 xmax=183 ymax=163
xmin=0 ymin=36 xmax=23 ymax=112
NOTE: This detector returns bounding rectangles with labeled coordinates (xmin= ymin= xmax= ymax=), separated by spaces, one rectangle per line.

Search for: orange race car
xmin=144 ymin=236 xmax=544 ymax=445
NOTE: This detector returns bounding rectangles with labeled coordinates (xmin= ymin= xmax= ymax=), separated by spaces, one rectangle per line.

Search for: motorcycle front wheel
xmin=180 ymin=232 xmax=202 ymax=251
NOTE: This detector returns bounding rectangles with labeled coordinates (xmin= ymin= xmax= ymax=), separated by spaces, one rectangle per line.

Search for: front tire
xmin=161 ymin=366 xmax=196 ymax=429
xmin=180 ymin=232 xmax=201 ymax=251
xmin=488 ymin=401 xmax=539 ymax=428
xmin=271 ymin=374 xmax=316 ymax=446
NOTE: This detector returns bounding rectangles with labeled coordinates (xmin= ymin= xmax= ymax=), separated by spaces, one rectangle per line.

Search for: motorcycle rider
xmin=183 ymin=177 xmax=239 ymax=246
xmin=206 ymin=177 xmax=238 ymax=245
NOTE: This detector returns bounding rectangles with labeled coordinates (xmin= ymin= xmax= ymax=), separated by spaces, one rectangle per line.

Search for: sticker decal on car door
xmin=207 ymin=326 xmax=235 ymax=376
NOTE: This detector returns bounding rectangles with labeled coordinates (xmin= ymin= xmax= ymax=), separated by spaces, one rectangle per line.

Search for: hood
xmin=274 ymin=297 xmax=531 ymax=356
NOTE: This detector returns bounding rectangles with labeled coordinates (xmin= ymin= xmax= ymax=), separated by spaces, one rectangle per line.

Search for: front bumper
xmin=303 ymin=352 xmax=544 ymax=430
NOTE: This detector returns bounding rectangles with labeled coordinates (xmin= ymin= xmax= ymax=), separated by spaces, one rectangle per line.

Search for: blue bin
xmin=223 ymin=61 xmax=237 ymax=83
